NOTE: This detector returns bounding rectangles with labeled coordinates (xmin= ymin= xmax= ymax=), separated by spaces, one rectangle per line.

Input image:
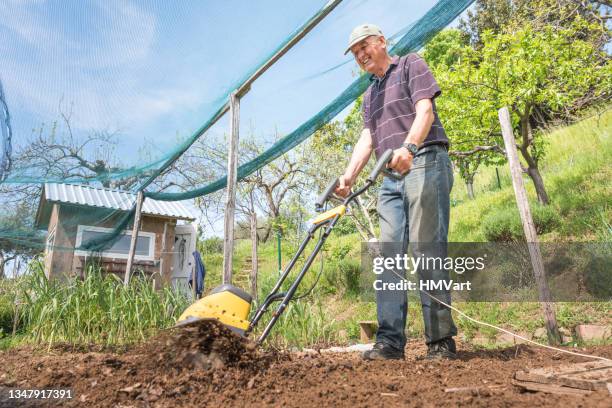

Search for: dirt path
xmin=1 ymin=322 xmax=610 ymax=407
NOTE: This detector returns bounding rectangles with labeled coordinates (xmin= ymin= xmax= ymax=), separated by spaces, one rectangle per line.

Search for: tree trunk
xmin=0 ymin=253 xmax=5 ymax=279
xmin=466 ymin=180 xmax=475 ymax=200
xmin=249 ymin=210 xmax=258 ymax=302
xmin=260 ymin=224 xmax=272 ymax=243
xmin=526 ymin=166 xmax=550 ymax=205
xmin=519 ymin=112 xmax=550 ymax=205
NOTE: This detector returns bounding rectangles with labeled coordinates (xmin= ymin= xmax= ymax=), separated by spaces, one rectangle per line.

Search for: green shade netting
xmin=147 ymin=0 xmax=474 ymax=201
xmin=0 ymin=0 xmax=473 ymax=254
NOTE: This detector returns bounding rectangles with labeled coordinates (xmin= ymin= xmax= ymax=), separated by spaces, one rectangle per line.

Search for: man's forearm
xmin=405 ymin=99 xmax=435 ymax=147
xmin=344 ymin=128 xmax=373 ymax=184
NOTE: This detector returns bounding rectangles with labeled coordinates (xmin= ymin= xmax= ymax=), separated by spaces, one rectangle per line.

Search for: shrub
xmin=532 ymin=205 xmax=561 ymax=235
xmin=332 ymin=217 xmax=358 ymax=236
xmin=482 ymin=205 xmax=560 ymax=241
xmin=199 ymin=237 xmax=223 ymax=254
xmin=482 ymin=209 xmax=521 ymax=241
xmin=584 ymin=255 xmax=612 ymax=299
xmin=337 ymin=259 xmax=362 ymax=296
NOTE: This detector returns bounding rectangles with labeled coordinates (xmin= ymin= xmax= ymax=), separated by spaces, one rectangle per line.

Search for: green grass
xmin=3 ymin=260 xmax=189 ymax=348
xmin=448 ymin=108 xmax=611 ymax=242
xmin=259 ymin=299 xmax=341 ymax=349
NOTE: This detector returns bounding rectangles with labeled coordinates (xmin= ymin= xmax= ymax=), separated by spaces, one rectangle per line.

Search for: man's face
xmin=350 ymin=35 xmax=387 ymax=74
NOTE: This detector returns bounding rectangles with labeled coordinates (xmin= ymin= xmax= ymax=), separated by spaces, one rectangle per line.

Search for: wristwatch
xmin=402 ymin=142 xmax=418 ymax=157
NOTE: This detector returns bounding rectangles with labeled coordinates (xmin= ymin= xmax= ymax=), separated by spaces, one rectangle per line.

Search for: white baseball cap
xmin=344 ymin=23 xmax=384 ymax=55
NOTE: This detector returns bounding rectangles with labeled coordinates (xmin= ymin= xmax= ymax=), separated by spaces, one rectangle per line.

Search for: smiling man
xmin=335 ymin=24 xmax=457 ymax=360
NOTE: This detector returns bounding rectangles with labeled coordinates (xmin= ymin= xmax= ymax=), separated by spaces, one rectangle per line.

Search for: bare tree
xmin=241 ymin=142 xmax=306 ymax=242
xmin=0 ymin=103 xmax=179 ymax=270
xmin=172 ymin=128 xmax=308 ymax=242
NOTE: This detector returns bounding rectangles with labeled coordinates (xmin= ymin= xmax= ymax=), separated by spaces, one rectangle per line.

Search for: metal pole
xmin=222 ymin=91 xmax=240 ymax=284
xmin=136 ymin=0 xmax=343 ymax=193
xmin=236 ymin=0 xmax=343 ymax=97
xmin=124 ymin=191 xmax=144 ymax=286
xmin=498 ymin=107 xmax=560 ymax=345
xmin=495 ymin=167 xmax=501 ymax=189
xmin=277 ymin=231 xmax=282 ymax=274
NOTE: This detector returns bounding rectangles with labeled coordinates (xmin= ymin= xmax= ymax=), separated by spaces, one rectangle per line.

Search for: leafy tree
xmin=425 ymin=29 xmax=504 ymax=199
xmin=423 ymin=29 xmax=470 ymax=68
xmin=460 ymin=0 xmax=610 ymax=49
xmin=434 ymin=20 xmax=611 ymax=204
xmin=437 ymin=1 xmax=610 ymax=200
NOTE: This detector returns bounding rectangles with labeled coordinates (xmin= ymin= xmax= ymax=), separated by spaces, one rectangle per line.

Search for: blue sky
xmin=1 ymin=0 xmax=468 ymax=236
xmin=1 ymin=0 xmax=463 ymax=160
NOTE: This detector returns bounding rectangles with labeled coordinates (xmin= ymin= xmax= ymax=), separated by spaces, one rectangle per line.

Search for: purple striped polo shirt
xmin=363 ymin=54 xmax=448 ymax=159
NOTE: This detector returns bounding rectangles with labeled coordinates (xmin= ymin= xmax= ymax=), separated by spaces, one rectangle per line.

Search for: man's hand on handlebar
xmin=389 ymin=147 xmax=413 ymax=175
xmin=335 ymin=174 xmax=352 ymax=198
xmin=331 ymin=148 xmax=404 ymax=202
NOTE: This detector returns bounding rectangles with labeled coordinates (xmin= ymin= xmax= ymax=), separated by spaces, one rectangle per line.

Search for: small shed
xmin=35 ymin=183 xmax=197 ymax=289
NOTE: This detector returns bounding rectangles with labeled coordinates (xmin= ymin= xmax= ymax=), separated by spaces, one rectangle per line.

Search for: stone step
xmin=575 ymin=325 xmax=612 ymax=342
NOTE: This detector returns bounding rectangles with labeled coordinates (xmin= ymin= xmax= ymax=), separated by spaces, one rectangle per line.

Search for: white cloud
xmin=0 ymin=2 xmax=57 ymax=47
xmin=0 ymin=1 xmax=213 ymax=138
xmin=79 ymin=0 xmax=157 ymax=67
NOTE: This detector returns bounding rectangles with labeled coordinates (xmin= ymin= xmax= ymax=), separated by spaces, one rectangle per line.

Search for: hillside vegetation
xmin=201 ymin=109 xmax=611 ymax=348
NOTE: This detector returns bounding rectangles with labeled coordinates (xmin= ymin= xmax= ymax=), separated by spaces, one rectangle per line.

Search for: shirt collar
xmin=369 ymin=55 xmax=400 ymax=83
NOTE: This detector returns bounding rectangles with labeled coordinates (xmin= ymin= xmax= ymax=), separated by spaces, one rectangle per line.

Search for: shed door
xmin=172 ymin=224 xmax=196 ymax=295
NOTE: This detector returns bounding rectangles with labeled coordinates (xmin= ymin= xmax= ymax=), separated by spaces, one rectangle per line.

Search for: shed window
xmin=75 ymin=225 xmax=155 ymax=261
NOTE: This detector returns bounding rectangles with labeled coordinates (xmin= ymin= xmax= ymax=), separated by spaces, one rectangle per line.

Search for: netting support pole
xmin=498 ymin=107 xmax=561 ymax=345
xmin=124 ymin=191 xmax=144 ymax=286
xmin=133 ymin=0 xmax=343 ymax=197
xmin=222 ymin=91 xmax=240 ymax=284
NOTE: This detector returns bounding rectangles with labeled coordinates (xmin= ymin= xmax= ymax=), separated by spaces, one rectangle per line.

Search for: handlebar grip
xmin=367 ymin=149 xmax=394 ymax=182
xmin=315 ymin=178 xmax=338 ymax=211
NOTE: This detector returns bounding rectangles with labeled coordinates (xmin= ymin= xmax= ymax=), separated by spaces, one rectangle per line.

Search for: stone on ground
xmin=575 ymin=325 xmax=611 ymax=342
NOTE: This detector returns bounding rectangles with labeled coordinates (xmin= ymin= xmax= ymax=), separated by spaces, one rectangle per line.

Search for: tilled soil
xmin=1 ymin=322 xmax=610 ymax=407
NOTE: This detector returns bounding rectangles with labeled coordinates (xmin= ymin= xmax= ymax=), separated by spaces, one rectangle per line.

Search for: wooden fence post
xmin=249 ymin=196 xmax=258 ymax=301
xmin=498 ymin=107 xmax=561 ymax=345
xmin=124 ymin=191 xmax=144 ymax=286
xmin=222 ymin=91 xmax=240 ymax=285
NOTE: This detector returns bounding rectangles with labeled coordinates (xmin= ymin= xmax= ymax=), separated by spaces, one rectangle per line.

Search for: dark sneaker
xmin=425 ymin=337 xmax=457 ymax=360
xmin=362 ymin=342 xmax=404 ymax=360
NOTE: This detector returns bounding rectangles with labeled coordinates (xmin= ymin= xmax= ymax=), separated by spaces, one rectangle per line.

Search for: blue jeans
xmin=376 ymin=145 xmax=457 ymax=349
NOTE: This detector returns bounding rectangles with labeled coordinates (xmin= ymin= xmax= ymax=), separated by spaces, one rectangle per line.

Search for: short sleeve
xmin=362 ymin=89 xmax=371 ymax=130
xmin=404 ymin=54 xmax=441 ymax=103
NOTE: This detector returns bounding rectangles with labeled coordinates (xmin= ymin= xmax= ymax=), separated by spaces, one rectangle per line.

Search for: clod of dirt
xmin=140 ymin=319 xmax=272 ymax=373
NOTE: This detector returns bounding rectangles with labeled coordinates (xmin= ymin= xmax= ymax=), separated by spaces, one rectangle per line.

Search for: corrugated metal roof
xmin=43 ymin=183 xmax=196 ymax=221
